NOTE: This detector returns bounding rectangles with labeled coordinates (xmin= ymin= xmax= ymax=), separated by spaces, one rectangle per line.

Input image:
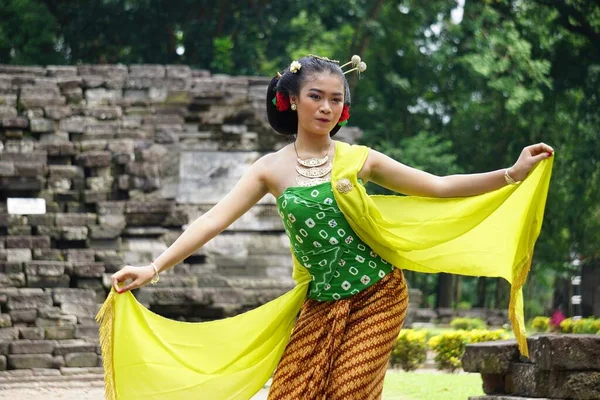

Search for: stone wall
xmin=0 ymin=63 xmax=377 ymax=377
xmin=463 ymin=334 xmax=600 ymax=400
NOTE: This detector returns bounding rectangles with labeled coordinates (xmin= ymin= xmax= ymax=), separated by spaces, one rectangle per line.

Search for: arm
xmin=364 ymin=143 xmax=554 ymax=198
xmin=111 ymin=157 xmax=270 ymax=293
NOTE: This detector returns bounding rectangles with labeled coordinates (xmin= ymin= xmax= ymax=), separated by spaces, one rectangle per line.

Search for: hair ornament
xmin=272 ymin=91 xmax=291 ymax=111
xmin=289 ymin=60 xmax=302 ymax=73
xmin=308 ymin=54 xmax=340 ymax=64
xmin=340 ymin=55 xmax=361 ymax=69
xmin=337 ymin=105 xmax=350 ymax=127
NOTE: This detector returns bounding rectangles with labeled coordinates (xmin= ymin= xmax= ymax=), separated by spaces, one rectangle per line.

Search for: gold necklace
xmin=294 ymin=141 xmax=333 ymax=187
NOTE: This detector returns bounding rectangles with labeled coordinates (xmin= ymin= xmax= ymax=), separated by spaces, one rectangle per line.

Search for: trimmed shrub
xmin=560 ymin=318 xmax=575 ymax=333
xmin=428 ymin=329 xmax=509 ymax=372
xmin=450 ymin=317 xmax=487 ymax=331
xmin=572 ymin=318 xmax=600 ymax=334
xmin=531 ymin=316 xmax=550 ymax=332
xmin=390 ymin=329 xmax=428 ymax=371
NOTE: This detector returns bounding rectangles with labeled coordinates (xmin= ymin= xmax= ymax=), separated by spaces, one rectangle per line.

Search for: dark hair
xmin=266 ymin=56 xmax=351 ymax=137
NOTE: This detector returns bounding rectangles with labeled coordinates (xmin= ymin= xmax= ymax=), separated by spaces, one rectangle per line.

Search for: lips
xmin=316 ymin=118 xmax=330 ymax=123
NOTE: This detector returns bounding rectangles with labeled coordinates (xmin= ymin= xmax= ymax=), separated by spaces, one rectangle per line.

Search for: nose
xmin=320 ymin=101 xmax=332 ymax=114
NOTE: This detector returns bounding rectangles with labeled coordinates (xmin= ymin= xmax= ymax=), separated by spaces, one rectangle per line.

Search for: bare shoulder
xmin=254 ymin=144 xmax=294 ymax=195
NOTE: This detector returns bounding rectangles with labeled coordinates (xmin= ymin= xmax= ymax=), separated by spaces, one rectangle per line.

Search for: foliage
xmin=531 ymin=316 xmax=550 ymax=332
xmin=450 ymin=317 xmax=487 ymax=331
xmin=428 ymin=329 xmax=508 ymax=372
xmin=390 ymin=329 xmax=428 ymax=371
xmin=0 ymin=0 xmax=598 ymax=315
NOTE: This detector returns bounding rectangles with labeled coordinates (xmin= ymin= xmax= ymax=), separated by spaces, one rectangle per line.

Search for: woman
xmin=106 ymin=54 xmax=553 ymax=399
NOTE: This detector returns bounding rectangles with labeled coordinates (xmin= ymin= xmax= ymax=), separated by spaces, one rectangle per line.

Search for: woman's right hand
xmin=111 ymin=264 xmax=156 ymax=293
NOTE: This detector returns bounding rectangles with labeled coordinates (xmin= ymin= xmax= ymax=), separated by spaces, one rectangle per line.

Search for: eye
xmin=333 ymin=98 xmax=342 ymax=103
xmin=310 ymin=94 xmax=321 ymax=100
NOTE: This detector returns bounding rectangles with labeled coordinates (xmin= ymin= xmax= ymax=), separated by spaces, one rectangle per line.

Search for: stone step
xmin=469 ymin=397 xmax=559 ymax=400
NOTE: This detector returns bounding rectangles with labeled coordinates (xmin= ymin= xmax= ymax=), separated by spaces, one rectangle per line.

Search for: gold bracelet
xmin=150 ymin=262 xmax=160 ymax=284
xmin=504 ymin=169 xmax=518 ymax=185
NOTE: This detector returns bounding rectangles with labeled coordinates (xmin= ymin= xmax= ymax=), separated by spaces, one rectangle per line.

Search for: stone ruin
xmin=463 ymin=334 xmax=600 ymax=400
xmin=0 ymin=63 xmax=422 ymax=379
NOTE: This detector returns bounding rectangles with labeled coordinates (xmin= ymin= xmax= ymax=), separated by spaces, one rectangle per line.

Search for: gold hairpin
xmin=276 ymin=72 xmax=282 ymax=78
xmin=342 ymin=55 xmax=367 ymax=75
xmin=308 ymin=54 xmax=340 ymax=64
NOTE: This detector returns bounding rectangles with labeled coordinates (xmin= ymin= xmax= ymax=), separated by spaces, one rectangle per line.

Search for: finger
xmin=118 ymin=279 xmax=141 ymax=294
xmin=531 ymin=152 xmax=551 ymax=164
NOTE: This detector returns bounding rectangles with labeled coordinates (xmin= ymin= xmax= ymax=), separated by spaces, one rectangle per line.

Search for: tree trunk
xmin=436 ymin=273 xmax=454 ymax=308
xmin=475 ymin=277 xmax=487 ymax=308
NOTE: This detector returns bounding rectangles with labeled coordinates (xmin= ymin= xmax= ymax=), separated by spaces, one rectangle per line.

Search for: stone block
xmin=37 ymin=307 xmax=62 ymax=319
xmin=0 ymin=328 xmax=19 ymax=341
xmin=20 ymin=95 xmax=66 ymax=108
xmin=60 ymin=302 xmax=97 ymax=317
xmin=19 ymin=327 xmax=45 ymax=340
xmin=64 ymin=249 xmax=95 ymax=263
xmin=86 ymin=176 xmax=114 ymax=191
xmin=64 ymin=352 xmax=99 ymax=367
xmin=6 ymin=236 xmax=50 ymax=249
xmin=7 ymin=226 xmax=31 ymax=236
xmin=506 ymin=363 xmax=600 ymax=399
xmin=9 ymin=309 xmax=37 ymax=324
xmin=0 ymin=261 xmax=23 ymax=273
xmin=32 ymin=249 xmax=63 ymax=261
xmin=44 ymin=326 xmax=75 ymax=340
xmin=85 ymin=106 xmax=123 ymax=120
xmin=0 ymin=105 xmax=17 ymax=118
xmin=0 ymin=161 xmax=15 ymax=176
xmin=85 ymin=88 xmax=123 ymax=106
xmin=55 ymin=213 xmax=90 ymax=227
xmin=129 ymin=65 xmax=165 ymax=78
xmin=9 ymin=340 xmax=56 ymax=355
xmin=63 ymin=87 xmax=83 ymax=102
xmin=1 ymin=116 xmax=28 ymax=129
xmin=75 ymin=151 xmax=111 ymax=167
xmin=27 ymin=214 xmax=56 ymax=227
xmin=44 ymin=105 xmax=73 ymax=120
xmin=58 ymin=116 xmax=96 ymax=133
xmin=27 ymin=275 xmax=70 ymax=288
xmin=8 ymin=354 xmax=53 ymax=369
xmin=0 ymin=314 xmax=11 ymax=328
xmin=53 ymin=340 xmax=97 ymax=356
xmin=48 ymin=165 xmax=84 ymax=179
xmin=25 ymin=261 xmax=67 ymax=277
xmin=61 ymin=226 xmax=88 ymax=241
xmin=6 ymin=290 xmax=52 ymax=310
xmin=29 ymin=118 xmax=55 ymax=132
xmin=83 ymin=190 xmax=109 ymax=204
xmin=75 ymin=325 xmax=99 ymax=340
xmin=528 ymin=334 xmax=600 ymax=371
xmin=0 ymin=272 xmax=26 ymax=287
xmin=13 ymin=161 xmax=47 ymax=177
xmin=0 ymin=355 xmax=5 ymax=371
xmin=36 ymin=226 xmax=62 ymax=239
xmin=72 ymin=262 xmax=105 ymax=278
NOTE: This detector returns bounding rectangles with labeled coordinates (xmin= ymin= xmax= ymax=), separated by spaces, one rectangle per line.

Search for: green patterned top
xmin=276 ymin=180 xmax=394 ymax=301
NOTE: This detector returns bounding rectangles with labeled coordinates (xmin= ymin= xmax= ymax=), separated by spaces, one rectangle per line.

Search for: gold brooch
xmin=335 ymin=178 xmax=353 ymax=194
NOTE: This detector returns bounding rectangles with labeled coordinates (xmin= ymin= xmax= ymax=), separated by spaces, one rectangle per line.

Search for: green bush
xmin=428 ymin=329 xmax=509 ymax=372
xmin=531 ymin=316 xmax=550 ymax=332
xmin=560 ymin=318 xmax=574 ymax=333
xmin=572 ymin=318 xmax=600 ymax=334
xmin=450 ymin=317 xmax=487 ymax=331
xmin=390 ymin=329 xmax=428 ymax=371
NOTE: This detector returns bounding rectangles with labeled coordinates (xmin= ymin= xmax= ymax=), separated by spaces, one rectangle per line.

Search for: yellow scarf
xmin=96 ymin=141 xmax=553 ymax=399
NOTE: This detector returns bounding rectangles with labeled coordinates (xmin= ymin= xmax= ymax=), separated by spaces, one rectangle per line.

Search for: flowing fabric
xmin=96 ymin=141 xmax=553 ymax=399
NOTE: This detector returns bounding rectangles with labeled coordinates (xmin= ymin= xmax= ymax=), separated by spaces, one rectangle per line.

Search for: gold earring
xmin=291 ymin=103 xmax=297 ymax=111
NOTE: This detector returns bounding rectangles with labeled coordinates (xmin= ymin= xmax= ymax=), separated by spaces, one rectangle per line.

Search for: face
xmin=291 ymin=72 xmax=345 ymax=136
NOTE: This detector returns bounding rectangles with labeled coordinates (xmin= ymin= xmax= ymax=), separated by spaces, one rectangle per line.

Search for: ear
xmin=289 ymin=94 xmax=298 ymax=104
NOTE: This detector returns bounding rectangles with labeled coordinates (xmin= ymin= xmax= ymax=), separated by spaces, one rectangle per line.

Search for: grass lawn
xmin=382 ymin=370 xmax=484 ymax=400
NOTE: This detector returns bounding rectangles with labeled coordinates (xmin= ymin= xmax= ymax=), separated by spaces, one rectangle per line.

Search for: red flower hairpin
xmin=338 ymin=105 xmax=350 ymax=126
xmin=273 ymin=91 xmax=290 ymax=111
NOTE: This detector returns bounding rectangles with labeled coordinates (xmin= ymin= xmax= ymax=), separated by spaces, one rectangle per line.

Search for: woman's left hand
xmin=508 ymin=142 xmax=554 ymax=182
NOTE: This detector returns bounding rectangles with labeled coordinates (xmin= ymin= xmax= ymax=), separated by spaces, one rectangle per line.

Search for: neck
xmin=294 ymin=131 xmax=333 ymax=157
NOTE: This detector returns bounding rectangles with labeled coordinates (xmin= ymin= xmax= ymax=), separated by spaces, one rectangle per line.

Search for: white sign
xmin=571 ymin=276 xmax=582 ymax=285
xmin=7 ymin=198 xmax=46 ymax=215
xmin=571 ymin=295 xmax=582 ymax=305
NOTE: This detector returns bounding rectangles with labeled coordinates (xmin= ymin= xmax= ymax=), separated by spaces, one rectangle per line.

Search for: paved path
xmin=0 ymin=380 xmax=270 ymax=399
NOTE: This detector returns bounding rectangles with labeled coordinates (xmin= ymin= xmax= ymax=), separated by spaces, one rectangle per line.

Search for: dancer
xmin=102 ymin=54 xmax=554 ymax=399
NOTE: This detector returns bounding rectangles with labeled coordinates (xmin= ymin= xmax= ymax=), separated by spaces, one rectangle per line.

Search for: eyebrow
xmin=308 ymin=88 xmax=344 ymax=97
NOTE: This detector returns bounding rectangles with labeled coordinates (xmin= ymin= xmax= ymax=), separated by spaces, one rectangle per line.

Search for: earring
xmin=291 ymin=103 xmax=297 ymax=111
